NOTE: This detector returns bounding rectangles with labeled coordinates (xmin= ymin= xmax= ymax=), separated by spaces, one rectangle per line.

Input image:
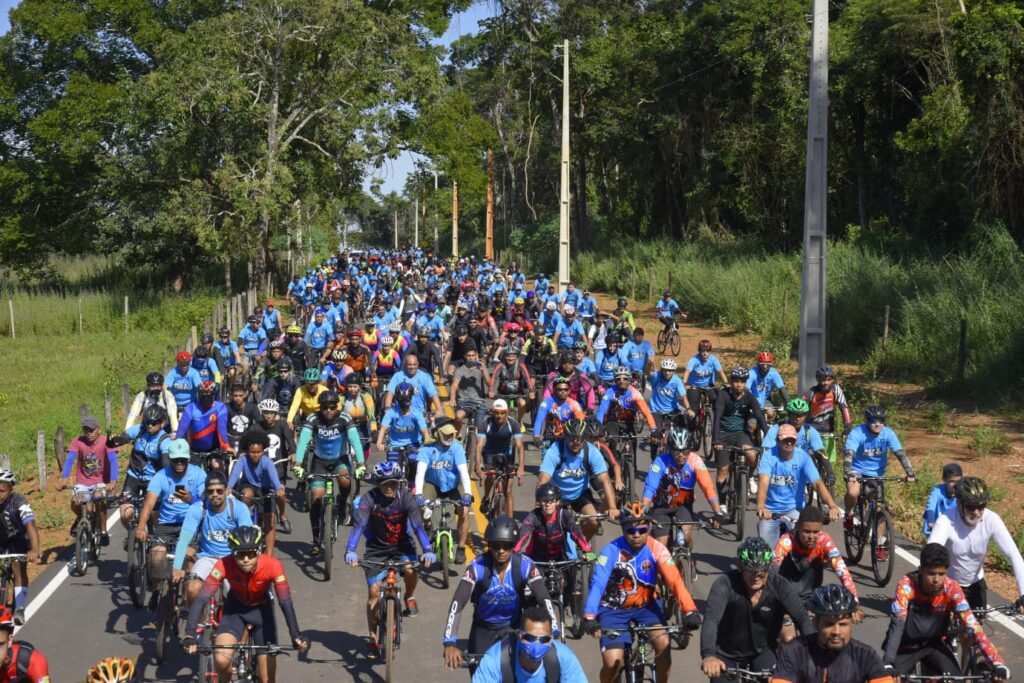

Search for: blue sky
xmin=0 ymin=0 xmax=16 ymax=34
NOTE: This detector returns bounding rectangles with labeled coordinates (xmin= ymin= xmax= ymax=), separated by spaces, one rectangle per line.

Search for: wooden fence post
xmin=124 ymin=295 xmax=129 ymax=334
xmin=53 ymin=426 xmax=66 ymax=473
xmin=0 ymin=454 xmax=9 ymax=471
xmin=104 ymin=392 xmax=112 ymax=429
xmin=647 ymin=270 xmax=653 ymax=301
xmin=78 ymin=403 xmax=89 ymax=422
xmin=36 ymin=430 xmax=46 ymax=491
xmin=7 ymin=299 xmax=13 ymax=339
xmin=121 ymin=383 xmax=131 ymax=417
xmin=782 ymin=290 xmax=790 ymax=337
xmin=882 ymin=305 xmax=891 ymax=353
xmin=956 ymin=318 xmax=968 ymax=384
xmin=191 ymin=325 xmax=198 ymax=350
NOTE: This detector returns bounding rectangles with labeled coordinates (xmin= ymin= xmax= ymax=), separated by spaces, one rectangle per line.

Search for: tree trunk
xmin=224 ymin=257 xmax=232 ymax=293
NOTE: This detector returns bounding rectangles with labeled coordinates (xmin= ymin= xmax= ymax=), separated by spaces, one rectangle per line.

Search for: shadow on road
xmin=304 ymin=628 xmax=386 ymax=682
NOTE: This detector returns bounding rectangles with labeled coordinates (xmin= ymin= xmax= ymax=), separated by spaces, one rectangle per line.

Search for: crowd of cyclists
xmin=6 ymin=246 xmax=1024 ymax=683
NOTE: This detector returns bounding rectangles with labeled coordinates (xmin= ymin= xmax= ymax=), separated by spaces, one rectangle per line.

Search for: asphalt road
xmin=16 ymin=441 xmax=1024 ymax=682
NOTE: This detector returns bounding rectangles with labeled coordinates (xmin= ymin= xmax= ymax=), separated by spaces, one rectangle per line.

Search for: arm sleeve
xmin=404 ymin=494 xmax=432 ymax=551
xmin=457 ymin=462 xmax=472 ymax=495
xmin=106 ymin=448 xmax=119 ymax=482
xmin=636 ymin=394 xmax=656 ymax=430
xmin=583 ymin=546 xmax=615 ymax=618
xmin=655 ymin=546 xmax=698 ymax=613
xmin=525 ymin=569 xmax=561 ymax=633
xmin=173 ymin=505 xmax=201 ymax=571
xmin=414 ymin=459 xmax=428 ymax=494
xmin=770 ymin=641 xmax=801 ymax=683
xmin=442 ymin=569 xmax=477 ymax=643
xmin=534 ymin=400 xmax=552 ymax=437
xmin=711 ymin=392 xmax=726 ymax=442
xmin=62 ymin=449 xmax=78 ymax=479
xmin=700 ymin=576 xmax=730 ymax=658
xmin=564 ymin=509 xmax=592 ymax=554
xmin=176 ymin=407 xmax=192 ymax=439
xmin=927 ymin=512 xmax=951 ymax=546
xmin=186 ymin=575 xmax=221 ymax=637
xmin=165 ymin=392 xmax=179 ymax=432
xmin=823 ymin=536 xmax=858 ymax=598
xmin=216 ymin=406 xmax=231 ymax=450
xmin=294 ymin=425 xmax=313 ymax=466
xmin=287 ymin=391 xmax=302 ymax=424
xmin=227 ymin=458 xmax=242 ymax=488
xmin=641 ymin=458 xmax=664 ymax=503
xmin=347 ymin=425 xmax=365 ymax=465
xmin=273 ymin=574 xmax=302 ymax=639
xmin=594 ymin=392 xmax=612 ymax=424
xmin=345 ymin=493 xmax=370 ymax=553
xmin=126 ymin=394 xmax=144 ymax=430
xmin=990 ymin=514 xmax=1024 ymax=595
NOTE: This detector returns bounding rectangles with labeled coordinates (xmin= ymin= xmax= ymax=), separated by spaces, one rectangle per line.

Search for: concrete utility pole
xmin=486 ymin=149 xmax=495 ymax=260
xmin=798 ymin=0 xmax=829 ymax=393
xmin=434 ymin=170 xmax=440 ymax=250
xmin=393 ymin=210 xmax=399 ymax=249
xmin=414 ymin=197 xmax=419 ymax=247
xmin=452 ymin=181 xmax=459 ymax=257
xmin=558 ymin=39 xmax=571 ymax=293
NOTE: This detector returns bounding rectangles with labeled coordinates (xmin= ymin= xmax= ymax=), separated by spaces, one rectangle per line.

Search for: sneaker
xmin=718 ymin=504 xmax=728 ymax=518
xmin=875 ymin=547 xmax=889 ymax=562
xmin=455 ymin=546 xmax=466 ymax=565
xmin=342 ymin=509 xmax=352 ymax=526
xmin=100 ymin=532 xmax=110 ymax=547
xmin=479 ymin=499 xmax=490 ymax=516
xmin=122 ymin=537 xmax=129 ymax=552
xmin=13 ymin=608 xmax=25 ymax=627
xmin=279 ymin=517 xmax=292 ymax=534
xmin=368 ymin=638 xmax=382 ymax=660
xmin=748 ymin=478 xmax=759 ymax=496
xmin=310 ymin=544 xmax=323 ymax=558
xmin=404 ymin=597 xmax=419 ymax=618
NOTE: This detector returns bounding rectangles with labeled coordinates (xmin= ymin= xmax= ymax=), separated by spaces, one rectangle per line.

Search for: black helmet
xmin=729 ymin=366 xmax=749 ymax=381
xmin=345 ymin=372 xmax=363 ymax=385
xmin=318 ymin=391 xmax=340 ymax=407
xmin=142 ymin=405 xmax=167 ymax=424
xmin=807 ymin=584 xmax=858 ymax=616
xmin=193 ymin=346 xmax=208 ymax=359
xmin=395 ymin=382 xmax=415 ymax=405
xmin=277 ymin=358 xmax=293 ymax=370
xmin=218 ymin=327 xmax=231 ymax=336
xmin=227 ymin=526 xmax=264 ymax=553
xmin=562 ymin=418 xmax=587 ymax=440
xmin=247 ymin=315 xmax=259 ymax=325
xmin=955 ymin=476 xmax=990 ymax=507
xmin=572 ymin=340 xmax=587 ymax=351
xmin=535 ymin=483 xmax=560 ymax=502
xmin=737 ymin=536 xmax=773 ymax=572
xmin=606 ymin=333 xmax=622 ymax=346
xmin=864 ymin=405 xmax=886 ymax=422
xmin=200 ymin=333 xmax=214 ymax=344
xmin=584 ymin=417 xmax=603 ymax=438
xmin=455 ymin=325 xmax=469 ymax=336
xmin=484 ymin=516 xmax=520 ymax=545
xmin=268 ymin=340 xmax=283 ymax=350
xmin=558 ymin=350 xmax=575 ymax=365
xmin=146 ymin=372 xmax=164 ymax=386
xmin=416 ymin=326 xmax=430 ymax=337
xmin=617 ymin=298 xmax=627 ymax=307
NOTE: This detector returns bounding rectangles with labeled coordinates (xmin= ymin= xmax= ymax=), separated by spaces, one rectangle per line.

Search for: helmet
xmin=395 ymin=382 xmax=415 ymax=405
xmin=257 ymin=399 xmax=280 ymax=413
xmin=416 ymin=326 xmax=431 ymax=337
xmin=142 ymin=405 xmax=167 ymax=424
xmin=606 ymin=333 xmax=622 ymax=345
xmin=786 ymin=398 xmax=810 ymax=415
xmin=864 ymin=405 xmax=886 ymax=422
xmin=807 ymin=584 xmax=859 ymax=616
xmin=278 ymin=358 xmax=293 ymax=370
xmin=535 ymin=483 xmax=560 ymax=502
xmin=146 ymin=372 xmax=164 ymax=386
xmin=507 ymin=323 xmax=521 ymax=334
xmin=381 ymin=336 xmax=394 ymax=347
xmin=0 ymin=469 xmax=16 ymax=485
xmin=955 ymin=477 xmax=990 ymax=507
xmin=484 ymin=516 xmax=520 ymax=544
xmin=201 ymin=333 xmax=214 ymax=344
xmin=371 ymin=461 xmax=402 ymax=483
xmin=87 ymin=656 xmax=136 ymax=683
xmin=268 ymin=340 xmax=283 ymax=350
xmin=660 ymin=358 xmax=678 ymax=370
xmin=573 ymin=340 xmax=587 ymax=351
xmin=737 ymin=536 xmax=774 ymax=572
xmin=729 ymin=366 xmax=750 ymax=381
xmin=454 ymin=325 xmax=468 ymax=336
xmin=193 ymin=346 xmax=208 ymax=359
xmin=584 ymin=417 xmax=603 ymax=439
xmin=559 ymin=351 xmax=575 ymax=365
xmin=563 ymin=306 xmax=576 ymax=315
xmin=667 ymin=427 xmax=692 ymax=452
xmin=545 ymin=301 xmax=556 ymax=312
xmin=0 ymin=606 xmax=12 ymax=631
xmin=286 ymin=324 xmax=302 ymax=335
xmin=388 ymin=322 xmax=401 ymax=332
xmin=697 ymin=339 xmax=712 ymax=352
xmin=227 ymin=526 xmax=264 ymax=553
xmin=614 ymin=366 xmax=632 ymax=379
xmin=815 ymin=365 xmax=834 ymax=380
xmin=303 ymin=368 xmax=322 ymax=382
xmin=198 ymin=380 xmax=217 ymax=396
xmin=345 ymin=372 xmax=363 ymax=385
xmin=513 ymin=297 xmax=525 ymax=306
xmin=619 ymin=501 xmax=654 ymax=526
xmin=348 ymin=328 xmax=363 ymax=338
xmin=247 ymin=315 xmax=259 ymax=325
xmin=757 ymin=351 xmax=774 ymax=364
xmin=218 ymin=327 xmax=230 ymax=336
xmin=562 ymin=418 xmax=588 ymax=440
xmin=175 ymin=351 xmax=191 ymax=363
xmin=318 ymin=391 xmax=339 ymax=407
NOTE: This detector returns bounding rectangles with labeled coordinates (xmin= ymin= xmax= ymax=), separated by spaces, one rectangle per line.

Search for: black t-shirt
xmin=774 ymin=635 xmax=891 ymax=683
xmin=227 ymin=402 xmax=262 ymax=440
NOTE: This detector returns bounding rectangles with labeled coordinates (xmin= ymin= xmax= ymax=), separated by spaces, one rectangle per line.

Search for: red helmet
xmin=507 ymin=323 xmax=521 ymax=333
xmin=757 ymin=351 xmax=774 ymax=364
xmin=176 ymin=351 xmax=192 ymax=363
xmin=698 ymin=340 xmax=712 ymax=352
xmin=198 ymin=380 xmax=217 ymax=395
xmin=0 ymin=606 xmax=13 ymax=630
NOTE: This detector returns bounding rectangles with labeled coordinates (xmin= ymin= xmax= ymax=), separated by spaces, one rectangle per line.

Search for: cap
xmin=266 ymin=299 xmax=275 ymax=306
xmin=777 ymin=424 xmax=798 ymax=442
xmin=942 ymin=463 xmax=963 ymax=479
xmin=492 ymin=398 xmax=509 ymax=411
xmin=168 ymin=439 xmax=191 ymax=460
xmin=437 ymin=423 xmax=457 ymax=437
xmin=81 ymin=415 xmax=101 ymax=430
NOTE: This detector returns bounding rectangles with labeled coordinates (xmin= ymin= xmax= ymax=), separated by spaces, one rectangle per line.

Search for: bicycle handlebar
xmin=0 ymin=554 xmax=27 ymax=562
xmin=723 ymin=668 xmax=774 ymax=682
xmin=359 ymin=559 xmax=424 ymax=571
xmin=603 ymin=623 xmax=686 ymax=638
xmin=532 ymin=558 xmax=592 ymax=569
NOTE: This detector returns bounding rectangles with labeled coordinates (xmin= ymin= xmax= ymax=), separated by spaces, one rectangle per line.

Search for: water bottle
xmin=675 ymin=529 xmax=686 ymax=549
xmin=326 ymin=478 xmax=334 ymax=497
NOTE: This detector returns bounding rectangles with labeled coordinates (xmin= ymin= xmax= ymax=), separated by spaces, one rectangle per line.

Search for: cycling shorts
xmin=220 ymin=599 xmax=277 ymax=645
xmin=362 ymin=542 xmax=419 ymax=586
xmin=191 ymin=556 xmax=218 ymax=581
xmin=716 ymin=431 xmax=754 ymax=468
xmin=598 ymin=603 xmax=667 ymax=650
xmin=422 ymin=483 xmax=462 ymax=503
xmin=650 ymin=504 xmax=695 ymax=533
xmin=482 ymin=453 xmax=515 ymax=470
xmin=233 ymin=485 xmax=276 ymax=518
xmin=962 ymin=578 xmax=987 ymax=611
xmin=565 ymin=489 xmax=598 ymax=514
xmin=72 ymin=483 xmax=108 ymax=503
xmin=152 ymin=523 xmax=184 ymax=550
xmin=308 ymin=457 xmax=350 ymax=490
xmin=0 ymin=538 xmax=28 ymax=555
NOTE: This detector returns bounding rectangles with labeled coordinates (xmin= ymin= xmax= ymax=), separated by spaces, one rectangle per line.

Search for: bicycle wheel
xmin=439 ymin=533 xmax=451 ymax=590
xmin=72 ymin=521 xmax=90 ymax=577
xmin=197 ymin=625 xmax=215 ymax=682
xmin=155 ymin=584 xmax=173 ymax=663
xmin=569 ymin=563 xmax=591 ymax=639
xmin=669 ymin=330 xmax=682 ymax=356
xmin=871 ymin=508 xmax=896 ymax=587
xmin=384 ymin=598 xmax=396 ymax=683
xmin=735 ymin=468 xmax=748 ymax=541
xmin=700 ymin=411 xmax=713 ymax=461
xmin=619 ymin=458 xmax=633 ymax=510
xmin=492 ymin=483 xmax=506 ymax=521
xmin=656 ymin=329 xmax=668 ymax=354
xmin=844 ymin=500 xmax=866 ymax=565
xmin=322 ymin=499 xmax=334 ymax=581
xmin=127 ymin=530 xmax=147 ymax=609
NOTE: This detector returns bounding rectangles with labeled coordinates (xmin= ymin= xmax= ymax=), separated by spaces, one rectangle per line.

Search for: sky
xmin=0 ymin=0 xmax=16 ymax=34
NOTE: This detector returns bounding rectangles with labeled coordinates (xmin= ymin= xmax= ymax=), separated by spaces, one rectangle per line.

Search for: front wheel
xmin=197 ymin=625 xmax=216 ymax=682
xmin=669 ymin=330 xmax=682 ymax=356
xmin=127 ymin=529 xmax=147 ymax=609
xmin=568 ymin=562 xmax=592 ymax=639
xmin=871 ymin=508 xmax=895 ymax=587
xmin=735 ymin=468 xmax=748 ymax=541
xmin=618 ymin=459 xmax=633 ymax=510
xmin=438 ymin=533 xmax=451 ymax=590
xmin=155 ymin=584 xmax=173 ymax=664
xmin=72 ymin=522 xmax=90 ymax=577
xmin=844 ymin=500 xmax=866 ymax=566
xmin=384 ymin=598 xmax=396 ymax=683
xmin=656 ymin=329 xmax=668 ymax=354
xmin=322 ymin=499 xmax=334 ymax=582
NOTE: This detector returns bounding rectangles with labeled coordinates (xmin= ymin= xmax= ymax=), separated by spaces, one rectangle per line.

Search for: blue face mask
xmin=519 ymin=639 xmax=552 ymax=663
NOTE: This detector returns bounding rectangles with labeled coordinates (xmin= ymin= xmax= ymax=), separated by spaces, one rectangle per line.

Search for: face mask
xmin=519 ymin=640 xmax=552 ymax=663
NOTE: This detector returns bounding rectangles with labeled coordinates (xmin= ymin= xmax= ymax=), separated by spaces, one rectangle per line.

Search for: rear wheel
xmin=384 ymin=598 xmax=396 ymax=683
xmin=72 ymin=522 xmax=90 ymax=577
xmin=569 ymin=562 xmax=592 ymax=639
xmin=618 ymin=458 xmax=633 ymax=510
xmin=438 ymin=533 xmax=451 ymax=590
xmin=844 ymin=499 xmax=866 ymax=565
xmin=127 ymin=529 xmax=147 ymax=609
xmin=197 ymin=624 xmax=216 ymax=682
xmin=322 ymin=500 xmax=334 ymax=581
xmin=656 ymin=329 xmax=668 ymax=354
xmin=735 ymin=468 xmax=748 ymax=541
xmin=492 ymin=482 xmax=506 ymax=521
xmin=871 ymin=508 xmax=896 ymax=587
xmin=669 ymin=330 xmax=682 ymax=356
xmin=155 ymin=584 xmax=173 ymax=663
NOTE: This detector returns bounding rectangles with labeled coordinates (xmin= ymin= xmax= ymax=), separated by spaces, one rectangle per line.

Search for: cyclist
xmin=338 ymin=373 xmax=377 ymax=444
xmin=539 ymin=301 xmax=562 ymax=338
xmin=259 ymin=358 xmax=300 ymax=403
xmin=126 ymin=371 xmax=178 ymax=432
xmin=585 ymin=418 xmax=626 ymax=505
xmin=444 ymin=324 xmax=477 ymax=376
xmin=533 ymin=377 xmax=586 ymax=443
xmin=450 ymin=347 xmax=489 ymax=433
xmin=238 ymin=315 xmax=268 ymax=371
xmin=772 ymin=585 xmax=890 ymax=683
xmin=286 ymin=368 xmax=328 ymax=428
xmin=376 ymin=382 xmax=430 ymax=487
xmin=583 ymin=503 xmax=701 ymax=683
xmin=383 ymin=354 xmax=443 ymax=417
xmin=577 ymin=289 xmax=597 ymax=325
xmin=228 ymin=429 xmax=287 ymax=556
xmin=522 ymin=326 xmax=557 ymax=378
xmin=843 ymin=405 xmax=917 ymax=559
xmin=490 ymin=345 xmax=535 ymax=424
xmin=226 ymin=382 xmax=261 ymax=450
xmin=0 ymin=606 xmax=50 ymax=681
xmin=171 ymin=468 xmax=253 ymax=606
xmin=802 ymin=365 xmax=852 ymax=447
xmin=345 ymin=462 xmax=435 ymax=658
xmin=414 ymin=418 xmax=473 ymax=564
xmin=252 ymin=340 xmax=287 ymax=394
xmin=369 ymin=334 xmax=402 ymax=390
xmin=86 ymin=656 xmax=134 ymax=683
xmin=756 ymin=423 xmax=842 ymax=546
xmin=594 ymin=333 xmax=628 ymax=388
xmin=176 ymin=380 xmax=231 ymax=468
xmin=700 ymin=537 xmax=812 ymax=683
xmin=260 ymin=299 xmax=282 ymax=339
xmin=572 ymin=341 xmax=596 ymax=380
xmin=609 ymin=298 xmax=635 ymax=334
xmin=214 ymin=327 xmax=243 ymax=387
xmin=405 ymin=326 xmax=444 ymax=378
xmin=543 ymin=351 xmax=597 ymax=412
xmin=647 ymin=358 xmax=692 ymax=437
xmin=655 ymin=290 xmax=685 ymax=335
xmin=441 ymin=516 xmax=557 ymax=672
xmin=0 ymin=470 xmax=40 ymax=626
xmin=474 ymin=399 xmax=526 ymax=519
xmin=921 ymin=463 xmax=961 ymax=538
xmin=762 ymin=398 xmax=831 ymax=492
xmin=58 ymin=414 xmax=118 ymax=548
xmin=470 ymin=604 xmax=587 ymax=682
xmin=281 ymin=324 xmax=312 ymax=375
xmin=108 ymin=405 xmax=172 ymax=537
xmin=881 ymin=543 xmax=1009 ymax=680
xmin=182 ymin=526 xmax=309 ymax=683
xmin=552 ymin=306 xmax=589 ymax=353
xmin=588 ymin=309 xmax=616 ymax=353
xmin=620 ymin=327 xmax=655 ymax=389
xmin=746 ymin=352 xmax=789 ymax=422
xmin=683 ymin=339 xmax=727 ymax=414
xmin=595 ymin=365 xmax=657 ymax=453
xmin=537 ymin=419 xmax=619 ymax=540
xmin=256 ymin=398 xmax=295 ymax=497
xmin=293 ymin=391 xmax=365 ymax=554
xmin=927 ymin=476 xmax=1024 ymax=611
xmin=165 ymin=351 xmax=203 ymax=415
xmin=135 ymin=439 xmax=206 ymax=609
xmin=641 ymin=427 xmax=724 ymax=550
xmin=712 ymin=366 xmax=768 ymax=496
xmin=190 ymin=346 xmax=221 ymax=385
xmin=515 ymin=482 xmax=594 ymax=562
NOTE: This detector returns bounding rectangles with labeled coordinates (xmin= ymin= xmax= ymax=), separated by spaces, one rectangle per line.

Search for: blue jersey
xmin=296 ymin=413 xmax=362 ymax=463
xmin=576 ymin=357 xmax=597 ymax=377
xmin=621 ymin=339 xmax=655 ymax=373
xmin=595 ymin=348 xmax=628 ymax=382
xmin=539 ymin=442 xmax=607 ymax=501
xmin=923 ymin=484 xmax=957 ymax=537
xmin=173 ymin=497 xmax=253 ymax=568
xmin=124 ymin=424 xmax=171 ymax=480
xmin=304 ymin=319 xmax=333 ymax=350
xmin=656 ymin=298 xmax=680 ymax=317
xmin=213 ymin=340 xmax=238 ymax=367
xmin=260 ymin=308 xmax=280 ymax=333
xmin=176 ymin=401 xmax=231 ymax=452
xmin=756 ymin=446 xmax=820 ymax=513
xmin=147 ymin=464 xmax=207 ymax=526
xmin=458 ymin=555 xmax=540 ymax=630
xmin=238 ymin=326 xmax=267 ymax=354
xmin=534 ymin=278 xmax=550 ymax=294
xmin=164 ymin=367 xmax=203 ymax=409
xmin=418 ymin=441 xmax=467 ymax=492
xmin=577 ymin=296 xmax=597 ymax=317
xmin=554 ymin=319 xmax=585 ymax=348
xmin=845 ymin=425 xmax=904 ymax=477
xmin=539 ymin=310 xmax=562 ymax=336
xmin=747 ymin=366 xmax=786 ymax=406
xmin=228 ymin=455 xmax=284 ymax=491
xmin=684 ymin=353 xmax=722 ymax=387
xmin=762 ymin=422 xmax=825 ymax=453
xmin=561 ymin=289 xmax=581 ymax=309
xmin=190 ymin=357 xmax=220 ymax=383
xmin=385 ymin=370 xmax=438 ymax=415
xmin=648 ymin=373 xmax=686 ymax=413
xmin=381 ymin=408 xmax=427 ymax=449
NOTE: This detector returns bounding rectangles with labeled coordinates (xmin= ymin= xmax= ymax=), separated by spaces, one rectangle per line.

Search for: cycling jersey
xmin=379 ymin=407 xmax=427 ymax=449
xmin=772 ymin=635 xmax=892 ymax=683
xmin=803 ymin=384 xmax=848 ymax=433
xmin=286 ymin=383 xmax=329 ymax=424
xmin=713 ymin=388 xmax=767 ymax=440
xmin=491 ymin=361 xmax=533 ymax=397
xmin=655 ymin=298 xmax=680 ymax=317
xmin=384 ymin=369 xmax=438 ymax=415
xmin=747 ymin=366 xmax=787 ymax=407
xmin=372 ymin=347 xmax=401 ymax=377
xmin=340 ymin=391 xmax=376 ymax=427
xmin=763 ymin=422 xmax=825 ymax=453
xmin=773 ymin=530 xmax=857 ymax=601
xmin=642 ymin=451 xmax=718 ymax=508
xmin=346 ymin=488 xmax=430 ymax=552
xmin=473 ymin=638 xmax=585 ymax=683
xmin=0 ymin=643 xmax=50 ymax=683
xmin=173 ymin=496 xmax=252 ymax=568
xmin=538 ymin=310 xmax=562 ymax=336
xmin=228 ymin=455 xmax=284 ymax=491
xmin=190 ymin=357 xmax=220 ymax=384
xmin=620 ymin=339 xmax=654 ymax=373
xmin=515 ymin=508 xmax=592 ymax=561
xmin=238 ymin=326 xmax=268 ymax=355
xmin=0 ymin=494 xmax=34 ymax=545
xmin=176 ymin=401 xmax=231 ymax=453
xmin=685 ymin=353 xmax=722 ymax=387
xmin=294 ymin=412 xmax=363 ymax=465
xmin=261 ymin=307 xmax=281 ymax=334
xmin=539 ymin=442 xmax=607 ymax=501
xmin=213 ymin=340 xmax=238 ymax=367
xmin=122 ymin=424 xmax=171 ymax=479
xmin=594 ymin=348 xmax=628 ymax=383
xmin=146 ymin=464 xmax=207 ymax=526
xmin=845 ymin=425 xmax=903 ymax=477
xmin=560 ymin=289 xmax=581 ymax=309
xmin=921 ymin=484 xmax=957 ymax=538
xmin=304 ymin=319 xmax=333 ymax=350
xmin=442 ymin=554 xmax=553 ymax=641
xmin=584 ymin=536 xmax=697 ymax=617
xmin=881 ymin=571 xmax=1004 ymax=668
xmin=594 ymin=385 xmax=656 ymax=430
xmin=532 ymin=396 xmax=585 ymax=438
xmin=125 ymin=389 xmax=179 ymax=432
xmin=164 ymin=367 xmax=203 ymax=409
xmin=553 ymin=319 xmax=585 ymax=348
xmin=478 ymin=416 xmax=523 ymax=457
xmin=928 ymin=508 xmax=1024 ymax=596
xmin=414 ymin=441 xmax=471 ymax=493
xmin=648 ymin=373 xmax=686 ymax=413
xmin=574 ymin=356 xmax=596 ymax=378
xmin=756 ymin=445 xmax=821 ymax=513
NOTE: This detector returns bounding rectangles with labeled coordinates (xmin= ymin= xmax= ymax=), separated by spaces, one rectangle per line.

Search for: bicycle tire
xmin=439 ymin=533 xmax=451 ymax=590
xmin=670 ymin=330 xmax=682 ymax=356
xmin=197 ymin=625 xmax=216 ymax=682
xmin=619 ymin=459 xmax=633 ymax=510
xmin=569 ymin=562 xmax=591 ymax=639
xmin=0 ymin=572 xmax=11 ymax=615
xmin=872 ymin=507 xmax=896 ymax=587
xmin=735 ymin=468 xmax=748 ymax=541
xmin=385 ymin=598 xmax=396 ymax=683
xmin=844 ymin=499 xmax=866 ymax=565
xmin=322 ymin=498 xmax=334 ymax=582
xmin=72 ymin=522 xmax=90 ymax=577
xmin=127 ymin=529 xmax=147 ymax=609
xmin=700 ymin=410 xmax=713 ymax=461
xmin=656 ymin=329 xmax=668 ymax=354
xmin=155 ymin=583 xmax=173 ymax=664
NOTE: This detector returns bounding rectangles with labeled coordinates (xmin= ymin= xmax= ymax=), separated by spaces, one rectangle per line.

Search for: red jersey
xmin=0 ymin=643 xmax=50 ymax=683
xmin=206 ymin=554 xmax=292 ymax=607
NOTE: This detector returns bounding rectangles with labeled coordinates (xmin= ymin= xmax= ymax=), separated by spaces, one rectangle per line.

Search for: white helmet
xmin=614 ymin=366 xmax=632 ymax=379
xmin=545 ymin=301 xmax=556 ymax=312
xmin=661 ymin=358 xmax=678 ymax=370
xmin=381 ymin=335 xmax=394 ymax=346
xmin=563 ymin=305 xmax=576 ymax=315
xmin=0 ymin=469 xmax=16 ymax=485
xmin=257 ymin=399 xmax=280 ymax=413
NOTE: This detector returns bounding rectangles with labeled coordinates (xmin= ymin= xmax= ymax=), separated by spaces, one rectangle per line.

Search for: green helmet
xmin=303 ymin=368 xmax=322 ymax=382
xmin=786 ymin=398 xmax=810 ymax=415
xmin=737 ymin=537 xmax=773 ymax=572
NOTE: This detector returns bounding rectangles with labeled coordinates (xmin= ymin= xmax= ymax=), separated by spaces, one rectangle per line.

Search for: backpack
xmin=499 ymin=632 xmax=560 ymax=683
xmin=554 ymin=442 xmax=598 ymax=480
xmin=13 ymin=641 xmax=34 ymax=682
xmin=471 ymin=553 xmax=528 ymax=606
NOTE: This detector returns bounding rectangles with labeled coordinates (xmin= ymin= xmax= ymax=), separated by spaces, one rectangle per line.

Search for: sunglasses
xmin=233 ymin=550 xmax=258 ymax=560
xmin=145 ymin=419 xmax=163 ymax=427
xmin=206 ymin=488 xmax=226 ymax=495
xmin=868 ymin=418 xmax=885 ymax=425
xmin=964 ymin=504 xmax=986 ymax=512
xmin=490 ymin=542 xmax=514 ymax=551
xmin=519 ymin=632 xmax=553 ymax=644
xmin=625 ymin=526 xmax=651 ymax=535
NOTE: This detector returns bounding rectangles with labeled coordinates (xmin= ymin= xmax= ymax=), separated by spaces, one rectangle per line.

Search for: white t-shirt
xmin=928 ymin=508 xmax=1024 ymax=595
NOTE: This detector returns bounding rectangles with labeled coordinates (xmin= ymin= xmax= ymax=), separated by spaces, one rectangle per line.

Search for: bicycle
xmin=423 ymin=498 xmax=458 ymax=590
xmin=360 ymin=558 xmax=422 ymax=683
xmin=656 ymin=316 xmax=683 ymax=356
xmin=0 ymin=554 xmax=27 ymax=614
xmin=69 ymin=492 xmax=118 ymax=577
xmin=307 ymin=472 xmax=343 ymax=581
xmin=385 ymin=444 xmax=419 ymax=490
xmin=194 ymin=583 xmax=226 ymax=682
xmin=693 ymin=387 xmax=718 ymax=461
xmin=532 ymin=558 xmax=591 ymax=640
xmin=723 ymin=667 xmax=774 ymax=682
xmin=195 ymin=627 xmax=296 ymax=683
xmin=843 ymin=475 xmax=906 ymax=587
xmin=605 ymin=428 xmax=641 ymax=502
xmin=154 ymin=543 xmax=188 ymax=664
xmin=950 ymin=604 xmax=1022 ymax=675
xmin=122 ymin=493 xmax=149 ymax=609
xmin=659 ymin=517 xmax=710 ymax=648
xmin=717 ymin=443 xmax=762 ymax=541
xmin=604 ymin=622 xmax=688 ymax=683
xmin=479 ymin=465 xmax=519 ymax=521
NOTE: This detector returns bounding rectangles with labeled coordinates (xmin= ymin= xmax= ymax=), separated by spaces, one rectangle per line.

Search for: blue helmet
xmin=815 ymin=365 xmax=835 ymax=380
xmin=395 ymin=382 xmax=415 ymax=406
xmin=371 ymin=461 xmax=402 ymax=483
